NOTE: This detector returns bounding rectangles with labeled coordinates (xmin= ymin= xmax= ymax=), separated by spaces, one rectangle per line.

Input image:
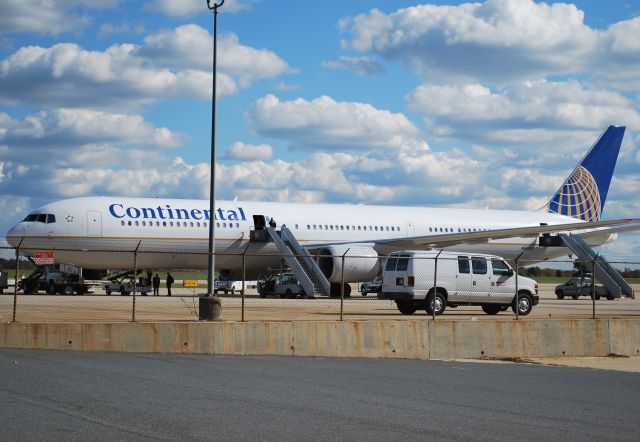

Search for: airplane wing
xmin=304 ymin=218 xmax=640 ymax=250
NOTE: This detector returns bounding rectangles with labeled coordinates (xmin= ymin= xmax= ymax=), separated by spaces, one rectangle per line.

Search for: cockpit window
xmin=22 ymin=213 xmax=56 ymax=223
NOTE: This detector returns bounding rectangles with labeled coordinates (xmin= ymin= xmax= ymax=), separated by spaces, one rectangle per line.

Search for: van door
xmin=490 ymin=258 xmax=515 ymax=302
xmin=87 ymin=211 xmax=102 ymax=237
xmin=454 ymin=255 xmax=471 ymax=302
xmin=383 ymin=253 xmax=410 ymax=294
xmin=470 ymin=257 xmax=491 ymax=301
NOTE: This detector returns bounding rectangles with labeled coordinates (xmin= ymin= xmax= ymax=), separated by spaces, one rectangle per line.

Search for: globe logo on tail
xmin=547 ymin=165 xmax=601 ymax=222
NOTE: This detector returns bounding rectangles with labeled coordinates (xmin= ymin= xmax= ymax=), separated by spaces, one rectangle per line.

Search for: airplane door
xmin=87 ymin=211 xmax=102 ymax=237
xmin=405 ymin=221 xmax=415 ymax=237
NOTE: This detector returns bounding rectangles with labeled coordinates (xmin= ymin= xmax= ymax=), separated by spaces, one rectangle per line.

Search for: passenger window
xmin=472 ymin=258 xmax=487 ymax=274
xmin=458 ymin=256 xmax=470 ymax=274
xmin=492 ymin=259 xmax=511 ymax=276
xmin=385 ymin=256 xmax=399 ymax=271
xmin=396 ymin=255 xmax=410 ymax=271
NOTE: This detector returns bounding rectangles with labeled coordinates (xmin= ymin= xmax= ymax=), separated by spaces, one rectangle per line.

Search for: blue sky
xmin=1 ymin=0 xmax=640 ymax=255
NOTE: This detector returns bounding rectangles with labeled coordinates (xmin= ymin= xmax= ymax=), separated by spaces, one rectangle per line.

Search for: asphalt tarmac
xmin=1 ymin=349 xmax=638 ymax=441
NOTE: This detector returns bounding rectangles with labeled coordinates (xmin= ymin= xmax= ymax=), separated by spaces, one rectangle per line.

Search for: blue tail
xmin=546 ymin=125 xmax=625 ymax=221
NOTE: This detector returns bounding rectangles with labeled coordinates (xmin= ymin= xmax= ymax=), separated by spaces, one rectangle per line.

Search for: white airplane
xmin=5 ymin=125 xmax=639 ymax=291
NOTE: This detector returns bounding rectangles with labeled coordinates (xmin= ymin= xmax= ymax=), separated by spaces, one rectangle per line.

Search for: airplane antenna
xmin=202 ymin=0 xmax=225 ymax=320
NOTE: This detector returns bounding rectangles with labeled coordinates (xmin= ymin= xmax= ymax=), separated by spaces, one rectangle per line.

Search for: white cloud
xmin=323 ymin=56 xmax=384 ymax=76
xmin=407 ymin=80 xmax=640 ymax=149
xmin=340 ymin=0 xmax=640 ymax=88
xmin=0 ymin=0 xmax=119 ymax=35
xmin=0 ymin=25 xmax=289 ymax=110
xmin=0 ymin=109 xmax=184 ymax=149
xmin=247 ymin=94 xmax=426 ymax=151
xmin=225 ymin=142 xmax=272 ymax=161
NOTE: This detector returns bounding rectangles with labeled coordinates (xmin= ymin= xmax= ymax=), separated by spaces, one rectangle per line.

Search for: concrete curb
xmin=1 ymin=319 xmax=639 ymax=359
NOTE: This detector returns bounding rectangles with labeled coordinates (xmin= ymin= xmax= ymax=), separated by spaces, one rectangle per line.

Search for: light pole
xmin=200 ymin=0 xmax=224 ymax=320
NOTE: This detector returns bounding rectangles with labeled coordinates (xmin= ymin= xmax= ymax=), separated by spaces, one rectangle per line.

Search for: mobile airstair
xmin=559 ymin=233 xmax=634 ymax=299
xmin=263 ymin=225 xmax=331 ymax=298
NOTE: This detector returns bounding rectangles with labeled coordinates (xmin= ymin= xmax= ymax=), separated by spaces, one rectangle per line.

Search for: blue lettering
xmin=141 ymin=208 xmax=157 ymax=219
xmin=109 ymin=204 xmax=125 ymax=218
xmin=191 ymin=209 xmax=203 ymax=220
xmin=126 ymin=207 xmax=141 ymax=218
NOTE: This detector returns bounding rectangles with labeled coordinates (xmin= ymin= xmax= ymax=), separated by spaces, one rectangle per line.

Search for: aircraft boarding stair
xmin=559 ymin=233 xmax=634 ymax=299
xmin=265 ymin=226 xmax=331 ymax=298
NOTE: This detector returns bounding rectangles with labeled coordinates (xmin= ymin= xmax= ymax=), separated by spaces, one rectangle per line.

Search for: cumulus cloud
xmin=0 ymin=25 xmax=289 ymax=110
xmin=407 ymin=80 xmax=640 ymax=152
xmin=151 ymin=0 xmax=260 ymax=17
xmin=0 ymin=0 xmax=119 ymax=35
xmin=225 ymin=142 xmax=273 ymax=161
xmin=323 ymin=56 xmax=384 ymax=76
xmin=247 ymin=94 xmax=426 ymax=151
xmin=340 ymin=0 xmax=640 ymax=88
xmin=0 ymin=109 xmax=184 ymax=150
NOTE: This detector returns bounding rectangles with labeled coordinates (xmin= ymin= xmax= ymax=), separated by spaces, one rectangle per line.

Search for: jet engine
xmin=315 ymin=245 xmax=380 ymax=283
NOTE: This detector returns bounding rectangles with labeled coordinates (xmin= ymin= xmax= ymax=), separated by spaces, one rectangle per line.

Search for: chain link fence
xmin=1 ymin=245 xmax=639 ymax=322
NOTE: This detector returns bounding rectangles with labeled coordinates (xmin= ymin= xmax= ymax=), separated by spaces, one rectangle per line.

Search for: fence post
xmin=340 ymin=249 xmax=349 ymax=321
xmin=241 ymin=245 xmax=249 ymax=322
xmin=591 ymin=256 xmax=597 ymax=319
xmin=515 ymin=256 xmax=519 ymax=320
xmin=432 ymin=251 xmax=442 ymax=320
xmin=12 ymin=238 xmax=23 ymax=323
xmin=131 ymin=240 xmax=141 ymax=322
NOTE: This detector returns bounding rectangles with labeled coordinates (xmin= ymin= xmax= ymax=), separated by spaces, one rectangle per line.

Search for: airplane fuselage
xmin=5 ymin=196 xmax=614 ymax=279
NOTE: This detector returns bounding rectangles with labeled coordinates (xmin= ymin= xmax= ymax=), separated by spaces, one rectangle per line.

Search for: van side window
xmin=471 ymin=257 xmax=487 ymax=274
xmin=385 ymin=256 xmax=399 ymax=271
xmin=396 ymin=255 xmax=410 ymax=271
xmin=457 ymin=256 xmax=470 ymax=274
xmin=492 ymin=259 xmax=511 ymax=276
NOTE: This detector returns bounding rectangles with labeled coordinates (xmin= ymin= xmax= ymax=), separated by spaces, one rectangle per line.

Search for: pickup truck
xmin=257 ymin=273 xmax=307 ymax=298
xmin=105 ymin=275 xmax=151 ymax=296
xmin=555 ymin=277 xmax=613 ymax=300
xmin=214 ymin=278 xmax=244 ymax=295
xmin=359 ymin=278 xmax=382 ymax=296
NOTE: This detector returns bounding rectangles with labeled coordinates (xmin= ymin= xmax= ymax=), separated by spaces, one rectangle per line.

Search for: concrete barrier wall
xmin=1 ymin=319 xmax=639 ymax=359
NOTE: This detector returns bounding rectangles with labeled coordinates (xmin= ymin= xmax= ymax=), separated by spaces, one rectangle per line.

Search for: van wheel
xmin=481 ymin=304 xmax=501 ymax=315
xmin=512 ymin=292 xmax=533 ymax=316
xmin=395 ymin=300 xmax=416 ymax=315
xmin=425 ymin=291 xmax=446 ymax=316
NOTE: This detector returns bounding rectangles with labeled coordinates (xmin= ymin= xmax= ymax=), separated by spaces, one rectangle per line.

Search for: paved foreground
xmin=0 ymin=350 xmax=638 ymax=441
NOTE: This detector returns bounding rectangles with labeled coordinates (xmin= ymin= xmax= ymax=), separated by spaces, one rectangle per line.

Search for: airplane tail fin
xmin=546 ymin=125 xmax=625 ymax=222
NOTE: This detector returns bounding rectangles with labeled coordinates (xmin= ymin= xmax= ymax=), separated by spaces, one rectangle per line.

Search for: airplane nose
xmin=5 ymin=224 xmax=25 ymax=247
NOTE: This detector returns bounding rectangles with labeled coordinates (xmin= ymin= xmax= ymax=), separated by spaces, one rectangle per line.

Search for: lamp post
xmin=199 ymin=0 xmax=225 ymax=320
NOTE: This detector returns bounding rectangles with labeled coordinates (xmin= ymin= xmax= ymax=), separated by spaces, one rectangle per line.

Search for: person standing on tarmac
xmin=166 ymin=272 xmax=174 ymax=296
xmin=152 ymin=274 xmax=161 ymax=296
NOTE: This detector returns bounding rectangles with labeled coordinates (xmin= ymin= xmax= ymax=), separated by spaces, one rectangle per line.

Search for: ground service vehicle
xmin=105 ymin=275 xmax=151 ymax=295
xmin=18 ymin=265 xmax=89 ymax=295
xmin=555 ymin=276 xmax=613 ymax=300
xmin=360 ymin=278 xmax=382 ymax=296
xmin=214 ymin=278 xmax=244 ymax=295
xmin=380 ymin=251 xmax=539 ymax=316
xmin=257 ymin=273 xmax=307 ymax=298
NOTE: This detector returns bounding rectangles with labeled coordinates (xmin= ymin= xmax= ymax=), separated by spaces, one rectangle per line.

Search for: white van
xmin=380 ymin=251 xmax=539 ymax=316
